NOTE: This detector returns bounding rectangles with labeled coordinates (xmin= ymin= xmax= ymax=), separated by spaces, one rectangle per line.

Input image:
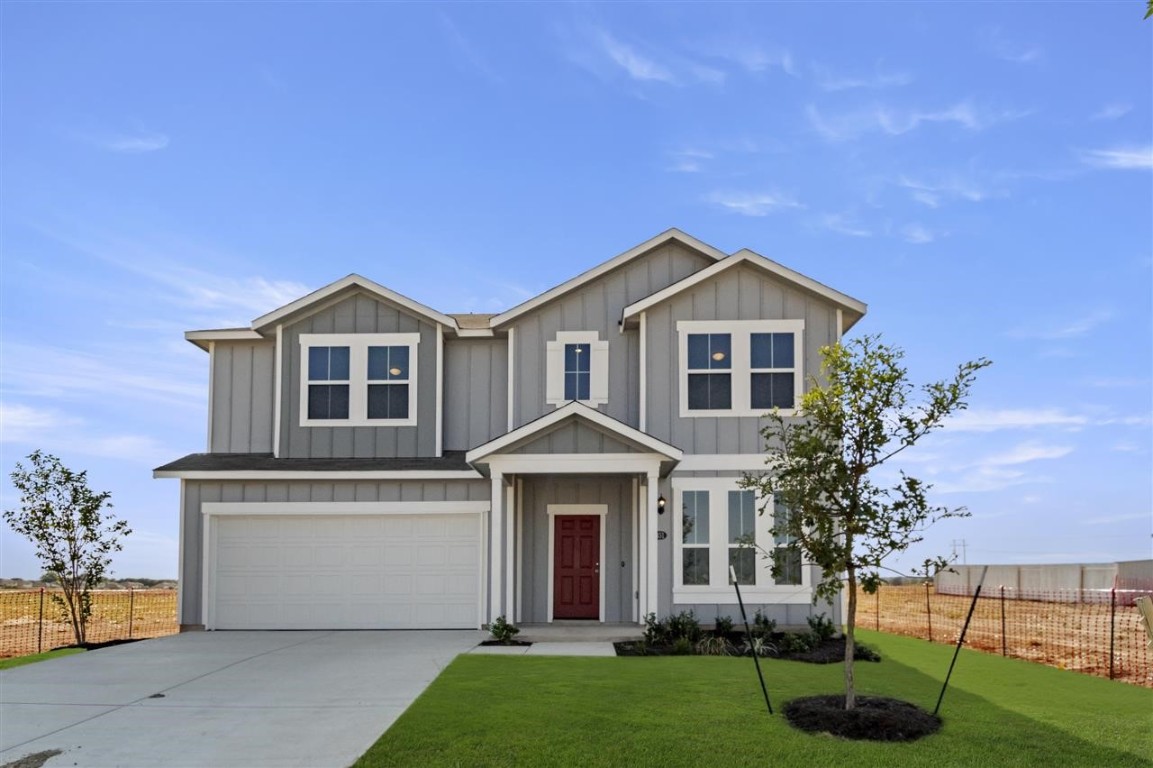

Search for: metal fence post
xmin=876 ymin=587 xmax=881 ymax=631
xmin=925 ymin=581 xmax=933 ymax=643
xmin=128 ymin=588 xmax=135 ymax=640
xmin=1000 ymin=586 xmax=1007 ymax=657
xmin=38 ymin=588 xmax=45 ymax=654
xmin=1109 ymin=587 xmax=1116 ymax=680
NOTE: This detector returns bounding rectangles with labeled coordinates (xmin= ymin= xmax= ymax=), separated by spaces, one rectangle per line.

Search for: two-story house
xmin=155 ymin=229 xmax=866 ymax=632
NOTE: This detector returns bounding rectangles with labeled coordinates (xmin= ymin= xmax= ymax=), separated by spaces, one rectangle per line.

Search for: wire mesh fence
xmin=0 ymin=589 xmax=178 ymax=657
xmin=856 ymin=584 xmax=1153 ymax=688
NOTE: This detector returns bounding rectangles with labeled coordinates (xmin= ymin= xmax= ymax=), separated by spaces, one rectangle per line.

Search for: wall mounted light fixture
xmin=657 ymin=495 xmax=666 ymax=514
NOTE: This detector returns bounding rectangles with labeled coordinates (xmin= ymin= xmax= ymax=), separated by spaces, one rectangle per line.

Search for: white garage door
xmin=211 ymin=514 xmax=480 ymax=630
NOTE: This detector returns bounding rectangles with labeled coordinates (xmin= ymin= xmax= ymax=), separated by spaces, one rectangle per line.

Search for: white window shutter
xmin=590 ymin=340 xmax=609 ymax=403
xmin=545 ymin=340 xmax=564 ymax=404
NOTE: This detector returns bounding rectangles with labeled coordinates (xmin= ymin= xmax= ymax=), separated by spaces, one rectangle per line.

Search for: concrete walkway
xmin=0 ymin=630 xmax=484 ymax=768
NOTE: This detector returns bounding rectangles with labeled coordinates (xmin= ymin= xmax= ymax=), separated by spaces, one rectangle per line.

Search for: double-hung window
xmin=678 ymin=320 xmax=804 ymax=417
xmin=546 ymin=331 xmax=608 ymax=406
xmin=772 ymin=496 xmax=802 ymax=585
xmin=672 ymin=478 xmax=808 ymax=602
xmin=300 ymin=333 xmax=419 ymax=426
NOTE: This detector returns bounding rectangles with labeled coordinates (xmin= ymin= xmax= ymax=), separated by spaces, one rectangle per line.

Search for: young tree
xmin=5 ymin=451 xmax=130 ymax=645
xmin=742 ymin=336 xmax=989 ymax=710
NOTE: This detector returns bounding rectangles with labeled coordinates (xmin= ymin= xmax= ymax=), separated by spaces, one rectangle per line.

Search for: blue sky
xmin=1 ymin=2 xmax=1150 ymax=579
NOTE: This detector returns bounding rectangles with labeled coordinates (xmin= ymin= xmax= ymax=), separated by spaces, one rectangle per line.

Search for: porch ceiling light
xmin=657 ymin=495 xmax=666 ymax=514
xmin=711 ymin=351 xmax=726 ymax=361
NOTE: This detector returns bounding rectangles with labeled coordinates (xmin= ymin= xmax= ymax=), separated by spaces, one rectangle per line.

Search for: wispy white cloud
xmin=438 ymin=11 xmax=502 ymax=84
xmin=982 ymin=27 xmax=1043 ymax=64
xmin=945 ymin=408 xmax=1090 ymax=433
xmin=901 ymin=223 xmax=939 ymax=244
xmin=1091 ymin=103 xmax=1131 ymax=121
xmin=814 ymin=64 xmax=911 ymax=91
xmin=596 ymin=30 xmax=678 ymax=84
xmin=1084 ymin=512 xmax=1150 ymax=526
xmin=1080 ymin=146 xmax=1153 ymax=170
xmin=76 ymin=129 xmax=170 ymax=154
xmin=1008 ymin=309 xmax=1114 ymax=340
xmin=0 ymin=403 xmax=82 ymax=436
xmin=807 ymin=101 xmax=1027 ymax=142
xmin=980 ymin=442 xmax=1074 ymax=466
xmin=898 ymin=175 xmax=996 ymax=207
xmin=0 ymin=402 xmax=171 ymax=464
xmin=666 ymin=147 xmax=714 ymax=173
xmin=820 ymin=213 xmax=872 ymax=238
xmin=707 ymin=190 xmax=802 ymax=217
xmin=722 ymin=46 xmax=798 ymax=77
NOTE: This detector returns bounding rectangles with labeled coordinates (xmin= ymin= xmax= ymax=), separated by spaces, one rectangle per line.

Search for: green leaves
xmin=742 ymin=335 xmax=989 ymax=708
xmin=5 ymin=451 xmax=129 ymax=645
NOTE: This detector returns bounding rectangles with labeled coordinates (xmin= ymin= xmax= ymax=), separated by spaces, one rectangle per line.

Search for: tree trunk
xmin=844 ymin=565 xmax=857 ymax=710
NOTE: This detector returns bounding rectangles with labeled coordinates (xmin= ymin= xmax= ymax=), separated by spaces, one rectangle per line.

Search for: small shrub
xmin=778 ymin=631 xmax=817 ymax=654
xmin=714 ymin=615 xmax=734 ymax=635
xmin=748 ymin=636 xmax=777 ymax=657
xmin=752 ymin=610 xmax=776 ymax=639
xmin=696 ymin=635 xmax=737 ymax=656
xmin=671 ymin=637 xmax=695 ymax=655
xmin=489 ymin=615 xmax=520 ymax=643
xmin=643 ymin=613 xmax=671 ymax=646
xmin=667 ymin=610 xmax=702 ymax=643
xmin=807 ymin=613 xmax=837 ymax=642
xmin=855 ymin=642 xmax=882 ymax=662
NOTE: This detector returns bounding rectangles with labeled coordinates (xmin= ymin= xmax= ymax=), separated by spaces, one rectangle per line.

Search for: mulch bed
xmin=783 ymin=694 xmax=941 ymax=741
xmin=53 ymin=638 xmax=143 ymax=652
xmin=613 ymin=635 xmax=882 ymax=663
xmin=478 ymin=639 xmax=533 ymax=647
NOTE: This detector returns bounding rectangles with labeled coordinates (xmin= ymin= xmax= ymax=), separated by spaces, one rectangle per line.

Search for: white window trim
xmin=670 ymin=477 xmax=810 ymax=603
xmin=546 ymin=331 xmax=608 ymax=407
xmin=299 ymin=333 xmax=420 ymax=427
xmin=677 ymin=319 xmax=804 ymax=418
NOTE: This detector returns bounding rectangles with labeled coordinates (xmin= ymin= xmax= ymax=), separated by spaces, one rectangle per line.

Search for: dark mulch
xmin=612 ymin=635 xmax=882 ymax=663
xmin=784 ymin=695 xmax=942 ymax=742
xmin=53 ymin=638 xmax=143 ymax=652
xmin=478 ymin=639 xmax=533 ymax=647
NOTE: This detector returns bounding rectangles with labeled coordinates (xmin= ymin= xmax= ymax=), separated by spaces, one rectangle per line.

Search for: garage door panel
xmin=212 ymin=514 xmax=479 ymax=629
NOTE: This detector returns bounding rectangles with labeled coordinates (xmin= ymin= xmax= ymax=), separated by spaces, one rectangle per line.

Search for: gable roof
xmin=465 ymin=401 xmax=683 ymax=465
xmin=251 ymin=274 xmax=459 ymax=334
xmin=620 ymin=248 xmax=868 ymax=333
xmin=488 ymin=228 xmax=728 ymax=329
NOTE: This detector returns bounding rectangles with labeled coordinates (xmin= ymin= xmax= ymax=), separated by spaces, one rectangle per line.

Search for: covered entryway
xmin=204 ymin=504 xmax=485 ymax=630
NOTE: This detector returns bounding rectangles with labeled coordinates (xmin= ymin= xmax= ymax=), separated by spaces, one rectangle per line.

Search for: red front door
xmin=553 ymin=515 xmax=600 ymax=619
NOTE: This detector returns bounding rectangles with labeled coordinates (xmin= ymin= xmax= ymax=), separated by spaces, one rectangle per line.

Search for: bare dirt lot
xmin=0 ymin=589 xmax=177 ymax=657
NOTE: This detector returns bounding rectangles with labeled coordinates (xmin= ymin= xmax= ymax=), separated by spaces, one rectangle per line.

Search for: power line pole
xmin=952 ymin=539 xmax=968 ymax=565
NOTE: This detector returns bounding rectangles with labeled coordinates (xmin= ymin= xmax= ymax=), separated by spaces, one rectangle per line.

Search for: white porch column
xmin=490 ymin=471 xmax=504 ymax=623
xmin=637 ymin=478 xmax=648 ymax=621
xmin=645 ymin=470 xmax=660 ymax=620
xmin=504 ymin=479 xmax=515 ymax=622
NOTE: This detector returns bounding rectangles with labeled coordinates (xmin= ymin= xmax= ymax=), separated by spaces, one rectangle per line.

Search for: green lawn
xmin=0 ymin=648 xmax=84 ymax=670
xmin=355 ymin=631 xmax=1153 ymax=768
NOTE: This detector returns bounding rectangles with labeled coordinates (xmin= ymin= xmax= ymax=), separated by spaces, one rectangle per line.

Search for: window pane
xmin=729 ymin=547 xmax=756 ymax=585
xmin=773 ymin=547 xmax=802 ymax=585
xmin=773 ymin=333 xmax=794 ymax=368
xmin=773 ymin=500 xmax=794 ymax=546
xmin=710 ymin=373 xmax=732 ymax=409
xmin=308 ymin=347 xmax=329 ymax=380
xmin=687 ymin=373 xmax=709 ymax=410
xmin=368 ymin=383 xmax=409 ymax=419
xmin=388 ymin=346 xmax=408 ymax=380
xmin=367 ymin=347 xmax=388 ymax=380
xmin=564 ymin=343 xmax=590 ymax=373
xmin=728 ymin=490 xmax=755 ymax=543
xmin=308 ymin=384 xmax=349 ymax=419
xmin=577 ymin=372 xmax=589 ymax=400
xmin=564 ymin=371 xmax=590 ymax=401
xmin=752 ymin=372 xmax=794 ymax=410
xmin=683 ymin=548 xmax=710 ymax=585
xmin=682 ymin=491 xmax=709 ymax=545
xmin=687 ymin=334 xmax=709 ymax=370
xmin=329 ymin=347 xmax=350 ymax=380
xmin=709 ymin=334 xmax=731 ymax=370
xmin=750 ymin=333 xmax=772 ymax=369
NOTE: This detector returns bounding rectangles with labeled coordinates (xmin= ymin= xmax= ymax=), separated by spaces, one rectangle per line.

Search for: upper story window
xmin=677 ymin=320 xmax=804 ymax=417
xmin=672 ymin=478 xmax=807 ymax=601
xmin=299 ymin=333 xmax=419 ymax=427
xmin=546 ymin=331 xmax=608 ymax=407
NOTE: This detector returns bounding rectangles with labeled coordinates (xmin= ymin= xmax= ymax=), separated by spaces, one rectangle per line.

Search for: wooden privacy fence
xmin=0 ymin=589 xmax=178 ymax=657
xmin=856 ymin=584 xmax=1153 ymax=688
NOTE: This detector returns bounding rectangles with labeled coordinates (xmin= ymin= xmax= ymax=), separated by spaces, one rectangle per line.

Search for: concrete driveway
xmin=0 ymin=630 xmax=484 ymax=768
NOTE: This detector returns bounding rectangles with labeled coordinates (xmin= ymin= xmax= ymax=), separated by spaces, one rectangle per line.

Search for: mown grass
xmin=0 ymin=648 xmax=85 ymax=670
xmin=355 ymin=630 xmax=1153 ymax=768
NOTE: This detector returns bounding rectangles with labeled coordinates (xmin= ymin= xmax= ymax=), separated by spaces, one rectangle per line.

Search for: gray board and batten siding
xmin=279 ymin=293 xmax=440 ymax=459
xmin=177 ymin=478 xmax=490 ymax=626
xmin=518 ymin=475 xmax=635 ymax=624
xmin=209 ymin=340 xmax=275 ymax=454
xmin=504 ymin=240 xmax=715 ymax=431
xmin=443 ymin=336 xmax=509 ymax=452
xmin=645 ymin=261 xmax=841 ymax=455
